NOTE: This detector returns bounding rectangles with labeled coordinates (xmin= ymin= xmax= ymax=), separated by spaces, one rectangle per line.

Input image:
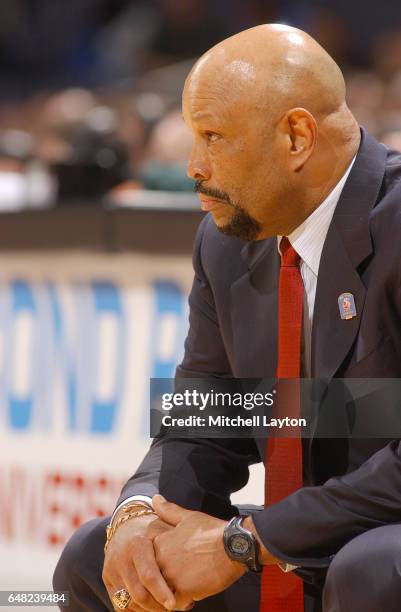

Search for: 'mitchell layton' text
xmin=161 ymin=414 xmax=307 ymax=428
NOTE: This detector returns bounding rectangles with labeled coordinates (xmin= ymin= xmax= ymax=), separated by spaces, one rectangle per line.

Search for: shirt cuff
xmin=111 ymin=495 xmax=153 ymax=523
xmin=277 ymin=561 xmax=300 ymax=573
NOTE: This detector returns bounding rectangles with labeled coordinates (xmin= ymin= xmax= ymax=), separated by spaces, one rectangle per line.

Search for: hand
xmin=152 ymin=495 xmax=247 ymax=604
xmin=103 ymin=513 xmax=178 ymax=612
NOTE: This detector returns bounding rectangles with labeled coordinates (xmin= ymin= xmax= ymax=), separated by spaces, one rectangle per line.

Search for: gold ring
xmin=112 ymin=588 xmax=131 ymax=610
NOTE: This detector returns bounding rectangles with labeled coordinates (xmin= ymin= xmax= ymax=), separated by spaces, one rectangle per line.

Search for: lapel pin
xmin=338 ymin=292 xmax=357 ymax=320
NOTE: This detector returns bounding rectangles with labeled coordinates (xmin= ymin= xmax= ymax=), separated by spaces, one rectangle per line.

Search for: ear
xmin=281 ymin=108 xmax=317 ymax=172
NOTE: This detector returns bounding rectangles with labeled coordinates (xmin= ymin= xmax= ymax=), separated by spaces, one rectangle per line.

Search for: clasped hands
xmin=156 ymin=494 xmax=252 ymax=608
xmin=103 ymin=494 xmax=272 ymax=612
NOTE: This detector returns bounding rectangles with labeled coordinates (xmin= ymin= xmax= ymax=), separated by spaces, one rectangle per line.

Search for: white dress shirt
xmin=112 ymin=157 xmax=356 ymax=526
xmin=280 ymin=156 xmax=356 ymax=378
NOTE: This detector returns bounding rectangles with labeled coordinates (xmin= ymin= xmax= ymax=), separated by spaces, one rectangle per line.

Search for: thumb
xmin=152 ymin=494 xmax=192 ymax=527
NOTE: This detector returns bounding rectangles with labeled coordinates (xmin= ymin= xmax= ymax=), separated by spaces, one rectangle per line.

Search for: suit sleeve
xmin=116 ymin=216 xmax=260 ymax=518
xmin=253 ymin=439 xmax=401 ymax=567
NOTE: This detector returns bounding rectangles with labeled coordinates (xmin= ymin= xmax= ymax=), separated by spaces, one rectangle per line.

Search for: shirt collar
xmin=278 ymin=156 xmax=356 ymax=276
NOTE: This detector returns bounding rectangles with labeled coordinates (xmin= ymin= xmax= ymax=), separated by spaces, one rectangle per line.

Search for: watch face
xmin=229 ymin=534 xmax=251 ymax=556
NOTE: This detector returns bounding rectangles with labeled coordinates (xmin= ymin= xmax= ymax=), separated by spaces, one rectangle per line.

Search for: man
xmin=54 ymin=24 xmax=401 ymax=612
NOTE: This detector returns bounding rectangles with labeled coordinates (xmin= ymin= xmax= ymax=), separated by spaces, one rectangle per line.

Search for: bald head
xmin=186 ymin=24 xmax=347 ymax=123
xmin=184 ymin=24 xmax=360 ymax=240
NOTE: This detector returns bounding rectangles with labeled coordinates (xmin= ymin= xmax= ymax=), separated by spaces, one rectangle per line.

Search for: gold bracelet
xmin=104 ymin=505 xmax=156 ymax=553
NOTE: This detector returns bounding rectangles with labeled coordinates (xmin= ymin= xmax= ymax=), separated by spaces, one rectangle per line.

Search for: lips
xmin=198 ymin=197 xmax=224 ymax=212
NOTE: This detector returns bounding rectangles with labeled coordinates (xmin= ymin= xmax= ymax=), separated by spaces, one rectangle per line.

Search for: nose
xmin=186 ymin=143 xmax=211 ymax=181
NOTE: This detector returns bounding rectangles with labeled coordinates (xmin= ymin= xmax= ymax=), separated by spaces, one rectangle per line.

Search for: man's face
xmin=183 ymin=70 xmax=288 ymax=241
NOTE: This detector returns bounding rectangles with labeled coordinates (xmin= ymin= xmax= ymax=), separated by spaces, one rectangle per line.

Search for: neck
xmin=301 ymin=127 xmax=361 ymax=224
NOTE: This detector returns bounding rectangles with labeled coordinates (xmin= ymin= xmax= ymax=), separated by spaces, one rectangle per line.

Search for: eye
xmin=205 ymin=131 xmax=220 ymax=143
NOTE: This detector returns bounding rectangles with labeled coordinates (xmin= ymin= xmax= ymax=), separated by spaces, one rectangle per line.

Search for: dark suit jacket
xmin=118 ymin=128 xmax=401 ymax=572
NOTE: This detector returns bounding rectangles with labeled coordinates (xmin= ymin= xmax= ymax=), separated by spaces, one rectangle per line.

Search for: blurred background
xmin=2 ymin=0 xmax=401 ymax=598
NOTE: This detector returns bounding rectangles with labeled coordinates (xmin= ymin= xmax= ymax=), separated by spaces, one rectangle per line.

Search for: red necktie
xmin=260 ymin=237 xmax=304 ymax=612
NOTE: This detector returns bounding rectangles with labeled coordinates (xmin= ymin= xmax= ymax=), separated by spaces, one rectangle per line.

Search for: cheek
xmin=210 ymin=144 xmax=273 ymax=208
xmin=236 ymin=165 xmax=273 ymax=203
xmin=237 ymin=168 xmax=280 ymax=221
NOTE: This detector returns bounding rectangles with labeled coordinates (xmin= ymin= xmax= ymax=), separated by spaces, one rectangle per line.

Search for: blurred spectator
xmin=345 ymin=72 xmax=385 ymax=135
xmin=380 ymin=129 xmax=401 ymax=151
xmin=52 ymin=110 xmax=129 ymax=202
xmin=373 ymin=29 xmax=401 ymax=80
xmin=138 ymin=108 xmax=193 ymax=191
xmin=25 ymin=89 xmax=131 ymax=202
xmin=0 ymin=130 xmax=55 ymax=211
xmin=35 ymin=89 xmax=98 ymax=165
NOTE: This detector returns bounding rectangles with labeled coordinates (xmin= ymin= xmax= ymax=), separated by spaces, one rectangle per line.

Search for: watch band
xmin=223 ymin=516 xmax=262 ymax=573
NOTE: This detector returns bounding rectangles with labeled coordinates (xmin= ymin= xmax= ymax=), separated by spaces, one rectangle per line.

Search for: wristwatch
xmin=223 ymin=516 xmax=262 ymax=573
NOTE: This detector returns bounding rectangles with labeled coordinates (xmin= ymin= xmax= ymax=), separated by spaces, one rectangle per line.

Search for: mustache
xmin=194 ymin=180 xmax=232 ymax=206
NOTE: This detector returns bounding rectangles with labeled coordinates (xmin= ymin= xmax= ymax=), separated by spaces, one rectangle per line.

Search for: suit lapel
xmin=231 ymin=238 xmax=279 ymax=377
xmin=311 ymin=129 xmax=388 ymax=379
xmin=311 ymin=225 xmax=366 ymax=379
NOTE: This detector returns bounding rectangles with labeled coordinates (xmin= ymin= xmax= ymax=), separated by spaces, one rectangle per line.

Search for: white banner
xmin=0 ymin=251 xmax=263 ymax=596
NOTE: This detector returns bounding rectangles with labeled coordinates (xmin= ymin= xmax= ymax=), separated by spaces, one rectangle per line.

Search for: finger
xmin=172 ymin=592 xmax=195 ymax=612
xmin=102 ymin=568 xmax=125 ymax=609
xmin=171 ymin=601 xmax=195 ymax=611
xmin=152 ymin=495 xmax=192 ymax=527
xmin=104 ymin=542 xmax=172 ymax=612
xmin=102 ymin=546 xmax=125 ymax=587
xmin=130 ymin=538 xmax=175 ymax=610
xmin=104 ymin=577 xmax=160 ymax=612
xmin=106 ymin=582 xmax=136 ymax=612
xmin=122 ymin=579 xmax=168 ymax=612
